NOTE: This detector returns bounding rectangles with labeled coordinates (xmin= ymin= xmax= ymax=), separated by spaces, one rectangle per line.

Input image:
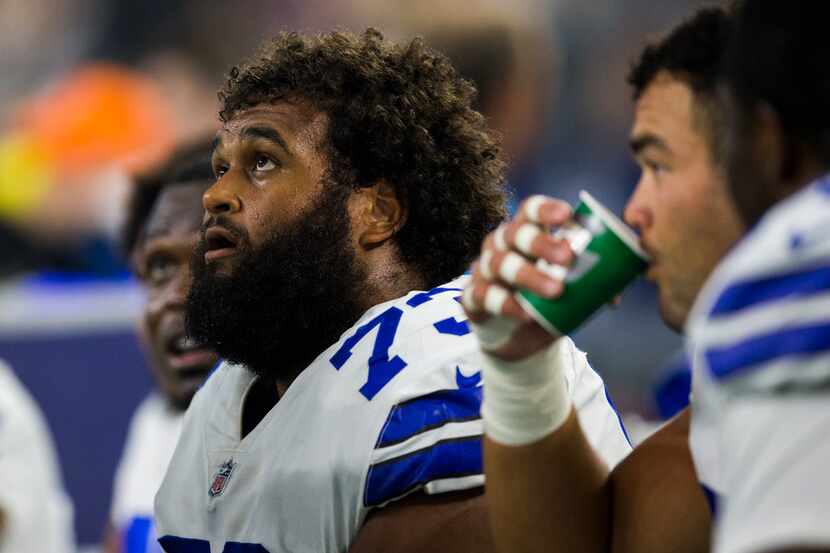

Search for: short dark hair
xmin=122 ymin=140 xmax=214 ymax=259
xmin=219 ymin=28 xmax=508 ymax=288
xmin=628 ymin=7 xmax=733 ymax=160
xmin=725 ymin=0 xmax=830 ymax=163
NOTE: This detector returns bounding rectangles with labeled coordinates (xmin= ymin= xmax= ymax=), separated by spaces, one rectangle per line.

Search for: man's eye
xmin=646 ymin=160 xmax=666 ymax=176
xmin=254 ymin=155 xmax=276 ymax=172
xmin=145 ymin=256 xmax=176 ymax=284
xmin=214 ymin=164 xmax=229 ymax=177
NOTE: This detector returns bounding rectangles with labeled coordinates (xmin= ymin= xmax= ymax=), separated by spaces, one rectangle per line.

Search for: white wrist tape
xmin=482 ymin=339 xmax=572 ymax=446
xmin=469 ymin=317 xmax=519 ymax=351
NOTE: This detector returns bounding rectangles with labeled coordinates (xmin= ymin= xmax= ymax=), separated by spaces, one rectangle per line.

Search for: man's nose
xmin=203 ymin=176 xmax=242 ymax=215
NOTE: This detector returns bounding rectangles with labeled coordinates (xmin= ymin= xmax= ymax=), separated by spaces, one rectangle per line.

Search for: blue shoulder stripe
xmin=375 ymin=387 xmax=482 ymax=449
xmin=364 ymin=435 xmax=483 ymax=507
xmin=709 ymin=264 xmax=830 ymax=318
xmin=124 ymin=516 xmax=153 ymax=553
xmin=706 ymin=321 xmax=830 ymax=380
xmin=654 ymin=354 xmax=692 ymax=420
xmin=700 ymin=484 xmax=718 ymax=517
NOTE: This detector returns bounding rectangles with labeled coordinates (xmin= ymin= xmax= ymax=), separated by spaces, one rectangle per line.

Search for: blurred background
xmin=0 ymin=0 xmax=717 ymax=549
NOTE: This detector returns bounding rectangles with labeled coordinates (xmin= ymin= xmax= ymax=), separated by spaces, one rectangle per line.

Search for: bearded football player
xmin=154 ymin=29 xmax=631 ymax=553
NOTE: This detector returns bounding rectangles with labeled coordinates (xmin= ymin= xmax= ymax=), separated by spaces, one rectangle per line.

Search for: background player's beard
xmin=186 ymin=183 xmax=369 ymax=383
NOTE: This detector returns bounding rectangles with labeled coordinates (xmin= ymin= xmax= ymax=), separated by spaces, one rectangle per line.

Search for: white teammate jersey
xmin=0 ymin=359 xmax=75 ymax=553
xmin=687 ymin=176 xmax=830 ymax=553
xmin=110 ymin=393 xmax=184 ymax=553
xmin=155 ymin=276 xmax=631 ymax=553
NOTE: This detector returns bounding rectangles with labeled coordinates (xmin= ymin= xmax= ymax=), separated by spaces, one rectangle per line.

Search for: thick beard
xmin=185 ymin=184 xmax=368 ymax=382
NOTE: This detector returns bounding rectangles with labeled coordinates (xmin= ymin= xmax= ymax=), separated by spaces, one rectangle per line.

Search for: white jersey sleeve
xmin=110 ymin=393 xmax=183 ymax=553
xmin=687 ymin=177 xmax=830 ymax=553
xmin=363 ymin=334 xmax=630 ymax=508
xmin=0 ymin=360 xmax=75 ymax=553
xmin=155 ymin=276 xmax=629 ymax=552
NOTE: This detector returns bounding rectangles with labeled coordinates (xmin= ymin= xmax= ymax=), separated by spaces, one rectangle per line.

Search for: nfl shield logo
xmin=208 ymin=459 xmax=236 ymax=498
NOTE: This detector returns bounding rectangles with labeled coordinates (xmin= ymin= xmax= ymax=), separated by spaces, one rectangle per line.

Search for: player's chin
xmin=167 ymin=365 xmax=215 ymax=409
xmin=201 ymin=255 xmax=238 ymax=277
xmin=657 ymin=291 xmax=688 ymax=332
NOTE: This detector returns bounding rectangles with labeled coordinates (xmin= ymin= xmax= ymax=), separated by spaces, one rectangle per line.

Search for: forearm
xmin=609 ymin=409 xmax=710 ymax=553
xmin=484 ymin=408 xmax=611 ymax=553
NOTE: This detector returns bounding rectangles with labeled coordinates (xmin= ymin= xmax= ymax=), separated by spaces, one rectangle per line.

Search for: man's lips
xmin=639 ymin=239 xmax=658 ymax=281
xmin=204 ymin=226 xmax=238 ymax=262
xmin=168 ymin=349 xmax=216 ymax=372
xmin=164 ymin=333 xmax=217 ymax=373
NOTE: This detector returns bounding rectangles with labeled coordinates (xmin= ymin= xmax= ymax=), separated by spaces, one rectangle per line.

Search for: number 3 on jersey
xmin=159 ymin=536 xmax=268 ymax=553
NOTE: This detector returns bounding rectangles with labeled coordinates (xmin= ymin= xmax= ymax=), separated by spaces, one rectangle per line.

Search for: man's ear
xmin=754 ymin=103 xmax=789 ymax=184
xmin=352 ymin=180 xmax=406 ymax=250
xmin=755 ymin=102 xmax=812 ymax=200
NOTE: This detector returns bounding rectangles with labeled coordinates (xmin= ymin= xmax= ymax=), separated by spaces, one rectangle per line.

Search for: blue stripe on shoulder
xmin=375 ymin=387 xmax=482 ymax=448
xmin=124 ymin=516 xmax=153 ymax=553
xmin=709 ymin=264 xmax=830 ymax=318
xmin=653 ymin=354 xmax=692 ymax=420
xmin=700 ymin=483 xmax=718 ymax=517
xmin=706 ymin=321 xmax=830 ymax=380
xmin=364 ymin=435 xmax=483 ymax=507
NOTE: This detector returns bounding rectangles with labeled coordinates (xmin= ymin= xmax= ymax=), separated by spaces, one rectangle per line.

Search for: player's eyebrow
xmin=629 ymin=133 xmax=670 ymax=156
xmin=241 ymin=126 xmax=292 ymax=155
xmin=628 ymin=133 xmax=670 ymax=157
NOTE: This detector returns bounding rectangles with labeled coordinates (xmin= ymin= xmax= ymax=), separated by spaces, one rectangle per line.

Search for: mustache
xmin=200 ymin=215 xmax=249 ymax=245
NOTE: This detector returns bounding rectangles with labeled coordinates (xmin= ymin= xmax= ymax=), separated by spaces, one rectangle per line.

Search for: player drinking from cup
xmin=465 ymin=2 xmax=830 ymax=552
xmin=463 ymin=7 xmax=743 ymax=553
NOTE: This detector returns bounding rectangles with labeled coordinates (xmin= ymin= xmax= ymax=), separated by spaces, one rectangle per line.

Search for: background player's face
xmin=133 ymin=182 xmax=218 ymax=410
xmin=625 ymin=72 xmax=744 ymax=331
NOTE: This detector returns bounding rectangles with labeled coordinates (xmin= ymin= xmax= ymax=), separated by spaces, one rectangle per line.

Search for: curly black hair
xmin=628 ymin=7 xmax=733 ymax=161
xmin=121 ymin=139 xmax=214 ymax=261
xmin=219 ymin=28 xmax=508 ymax=288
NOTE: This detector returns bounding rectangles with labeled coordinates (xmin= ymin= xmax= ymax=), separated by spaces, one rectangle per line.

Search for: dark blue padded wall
xmin=0 ymin=330 xmax=153 ymax=545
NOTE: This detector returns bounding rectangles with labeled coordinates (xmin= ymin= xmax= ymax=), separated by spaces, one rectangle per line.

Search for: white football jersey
xmin=0 ymin=359 xmax=75 ymax=553
xmin=110 ymin=393 xmax=184 ymax=553
xmin=687 ymin=176 xmax=830 ymax=553
xmin=155 ymin=276 xmax=631 ymax=553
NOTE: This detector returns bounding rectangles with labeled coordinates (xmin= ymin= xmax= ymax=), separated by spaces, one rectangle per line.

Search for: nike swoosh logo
xmin=455 ymin=366 xmax=482 ymax=388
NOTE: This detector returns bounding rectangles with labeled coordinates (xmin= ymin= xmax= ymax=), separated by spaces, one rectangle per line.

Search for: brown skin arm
xmin=485 ymin=407 xmax=611 ymax=553
xmin=610 ymin=408 xmax=711 ymax=553
xmin=349 ymin=488 xmax=496 ymax=553
xmin=486 ymin=406 xmax=710 ymax=553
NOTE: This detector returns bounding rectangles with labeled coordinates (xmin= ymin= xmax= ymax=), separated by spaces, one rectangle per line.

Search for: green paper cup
xmin=516 ymin=190 xmax=649 ymax=336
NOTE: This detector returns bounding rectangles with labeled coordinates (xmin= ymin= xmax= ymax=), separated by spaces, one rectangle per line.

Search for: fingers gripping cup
xmin=516 ymin=191 xmax=649 ymax=336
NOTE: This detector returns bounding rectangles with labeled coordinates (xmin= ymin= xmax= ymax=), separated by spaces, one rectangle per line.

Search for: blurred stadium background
xmin=0 ymin=0 xmax=716 ymax=549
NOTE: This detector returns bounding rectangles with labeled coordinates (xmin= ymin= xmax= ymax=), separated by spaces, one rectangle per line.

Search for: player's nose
xmin=623 ymin=184 xmax=653 ymax=232
xmin=204 ymin=176 xmax=242 ymax=215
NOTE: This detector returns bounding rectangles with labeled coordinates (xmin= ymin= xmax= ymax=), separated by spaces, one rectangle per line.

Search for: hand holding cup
xmin=462 ymin=195 xmax=576 ymax=361
xmin=463 ymin=191 xmax=649 ymax=362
